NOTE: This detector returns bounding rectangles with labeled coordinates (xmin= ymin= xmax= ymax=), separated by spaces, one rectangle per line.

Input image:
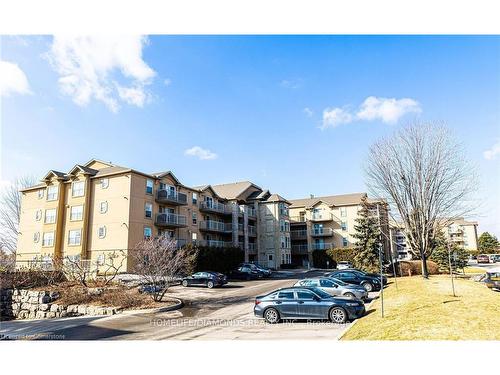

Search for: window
xmin=342 ymin=237 xmax=348 ymax=247
xmin=44 ymin=209 xmax=56 ymax=224
xmin=100 ymin=178 xmax=109 ymax=189
xmin=145 ymin=202 xmax=152 ymax=218
xmin=144 ymin=226 xmax=152 ymax=239
xmin=98 ymin=226 xmax=106 ymax=239
xmin=340 ymin=207 xmax=347 ymax=217
xmin=280 ymin=235 xmax=286 ymax=249
xmin=33 ymin=232 xmax=40 ymax=243
xmin=97 ymin=254 xmax=105 ymax=266
xmin=192 ymin=192 xmax=197 ymax=205
xmin=70 ymin=205 xmax=83 ymax=221
xmin=72 ymin=181 xmax=85 ymax=197
xmin=38 ymin=189 xmax=44 ymax=199
xmin=297 ymin=291 xmax=315 ymax=300
xmin=42 ymin=232 xmax=54 ymax=247
xmin=192 ymin=212 xmax=197 ymax=225
xmin=146 ymin=179 xmax=154 ymax=194
xmin=47 ymin=185 xmax=58 ymax=201
xmin=277 ymin=291 xmax=295 ymax=299
xmin=284 ymin=221 xmax=290 ymax=232
xmin=279 ymin=203 xmax=288 ymax=216
xmin=280 ymin=219 xmax=285 ymax=232
xmin=341 ymin=221 xmax=347 ymax=231
xmin=192 ymin=232 xmax=197 ymax=242
xmin=68 ymin=229 xmax=82 ymax=246
xmin=320 ymin=279 xmax=335 ymax=287
xmin=100 ymin=201 xmax=108 ymax=214
xmin=35 ymin=209 xmax=42 ymax=221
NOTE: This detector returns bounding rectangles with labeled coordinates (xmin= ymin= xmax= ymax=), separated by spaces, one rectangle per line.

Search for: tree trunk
xmin=421 ymin=252 xmax=429 ymax=278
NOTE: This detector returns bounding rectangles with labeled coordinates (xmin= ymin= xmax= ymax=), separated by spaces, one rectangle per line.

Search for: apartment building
xmin=389 ymin=217 xmax=479 ymax=260
xmin=16 ymin=159 xmax=291 ymax=271
xmin=288 ymin=193 xmax=391 ymax=266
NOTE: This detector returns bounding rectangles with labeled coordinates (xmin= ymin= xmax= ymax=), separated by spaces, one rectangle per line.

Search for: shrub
xmin=312 ymin=250 xmax=337 ymax=269
xmin=326 ymin=248 xmax=357 ymax=263
xmin=192 ymin=246 xmax=244 ymax=274
xmin=397 ymin=260 xmax=440 ymax=277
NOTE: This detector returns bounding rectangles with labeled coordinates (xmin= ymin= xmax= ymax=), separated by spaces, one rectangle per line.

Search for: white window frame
xmin=192 ymin=192 xmax=198 ymax=205
xmin=146 ymin=179 xmax=154 ymax=195
xmin=68 ymin=229 xmax=82 ymax=246
xmin=38 ymin=189 xmax=44 ymax=199
xmin=35 ymin=209 xmax=42 ymax=221
xmin=97 ymin=254 xmax=105 ymax=266
xmin=144 ymin=226 xmax=152 ymax=239
xmin=98 ymin=226 xmax=107 ymax=239
xmin=72 ymin=181 xmax=85 ymax=197
xmin=100 ymin=201 xmax=108 ymax=214
xmin=100 ymin=178 xmax=109 ymax=189
xmin=33 ymin=232 xmax=40 ymax=243
xmin=47 ymin=185 xmax=58 ymax=201
xmin=145 ymin=202 xmax=153 ymax=218
xmin=44 ymin=209 xmax=57 ymax=224
xmin=342 ymin=237 xmax=348 ymax=247
xmin=70 ymin=205 xmax=84 ymax=221
xmin=340 ymin=207 xmax=347 ymax=217
xmin=341 ymin=221 xmax=347 ymax=231
xmin=42 ymin=232 xmax=54 ymax=247
xmin=192 ymin=212 xmax=197 ymax=225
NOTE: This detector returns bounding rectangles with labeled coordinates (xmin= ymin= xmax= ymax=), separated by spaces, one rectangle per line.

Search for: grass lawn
xmin=462 ymin=266 xmax=487 ymax=274
xmin=342 ymin=275 xmax=500 ymax=340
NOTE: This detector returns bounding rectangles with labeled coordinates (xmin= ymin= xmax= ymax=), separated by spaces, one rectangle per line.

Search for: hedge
xmin=190 ymin=245 xmax=244 ymax=274
xmin=395 ymin=260 xmax=440 ymax=277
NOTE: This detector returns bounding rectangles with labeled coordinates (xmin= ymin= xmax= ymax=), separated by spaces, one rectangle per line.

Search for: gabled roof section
xmin=42 ymin=170 xmax=68 ymax=182
xmin=151 ymin=171 xmax=180 ymax=184
xmin=83 ymin=159 xmax=116 ymax=170
xmin=210 ymin=181 xmax=262 ymax=200
xmin=192 ymin=185 xmax=225 ymax=200
xmin=67 ymin=164 xmax=98 ymax=177
xmin=289 ymin=192 xmax=367 ymax=208
xmin=265 ymin=193 xmax=291 ymax=204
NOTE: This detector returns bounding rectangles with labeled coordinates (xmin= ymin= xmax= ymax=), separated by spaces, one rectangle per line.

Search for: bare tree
xmin=365 ymin=123 xmax=476 ymax=278
xmin=133 ymin=235 xmax=196 ymax=302
xmin=0 ymin=176 xmax=37 ymax=253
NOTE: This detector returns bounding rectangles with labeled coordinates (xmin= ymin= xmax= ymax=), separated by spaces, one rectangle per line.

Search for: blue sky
xmin=1 ymin=35 xmax=499 ymax=235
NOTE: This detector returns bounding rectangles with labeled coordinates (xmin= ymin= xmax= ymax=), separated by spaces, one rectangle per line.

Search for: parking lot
xmin=0 ymin=270 xmax=379 ymax=340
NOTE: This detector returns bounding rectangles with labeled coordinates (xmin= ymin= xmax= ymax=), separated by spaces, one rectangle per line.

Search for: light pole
xmin=376 ymin=204 xmax=384 ymax=318
xmin=447 ymin=241 xmax=456 ymax=297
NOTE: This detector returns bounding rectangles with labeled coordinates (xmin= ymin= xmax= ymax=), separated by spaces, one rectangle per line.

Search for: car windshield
xmin=310 ymin=288 xmax=331 ymax=299
xmin=328 ymin=277 xmax=347 ymax=286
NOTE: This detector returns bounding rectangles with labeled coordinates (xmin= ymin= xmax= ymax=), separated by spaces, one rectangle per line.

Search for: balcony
xmin=248 ymin=225 xmax=256 ymax=236
xmin=291 ymin=229 xmax=307 ymax=240
xmin=199 ymin=201 xmax=232 ymax=215
xmin=311 ymin=212 xmax=333 ymax=222
xmin=199 ymin=220 xmax=231 ymax=233
xmin=310 ymin=228 xmax=334 ymax=237
xmin=238 ymin=242 xmax=257 ymax=254
xmin=311 ymin=242 xmax=333 ymax=250
xmin=156 ymin=190 xmax=188 ymax=205
xmin=199 ymin=240 xmax=232 ymax=248
xmin=240 ymin=205 xmax=257 ymax=218
xmin=290 ymin=216 xmax=306 ymax=224
xmin=155 ymin=213 xmax=187 ymax=228
xmin=292 ymin=244 xmax=309 ymax=254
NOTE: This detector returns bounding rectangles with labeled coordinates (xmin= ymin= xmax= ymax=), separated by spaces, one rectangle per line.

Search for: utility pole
xmin=447 ymin=241 xmax=456 ymax=297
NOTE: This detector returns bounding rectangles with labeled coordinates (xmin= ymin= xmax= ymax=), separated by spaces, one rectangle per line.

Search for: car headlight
xmin=346 ymin=302 xmax=361 ymax=307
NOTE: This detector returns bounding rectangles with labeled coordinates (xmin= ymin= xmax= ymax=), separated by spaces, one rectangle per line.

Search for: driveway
xmin=0 ymin=270 xmax=378 ymax=340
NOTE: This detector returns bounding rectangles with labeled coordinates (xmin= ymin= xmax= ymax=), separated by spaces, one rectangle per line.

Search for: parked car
xmin=483 ymin=271 xmax=500 ymax=291
xmin=239 ymin=262 xmax=272 ymax=277
xmin=293 ymin=277 xmax=368 ymax=300
xmin=181 ymin=271 xmax=227 ymax=288
xmin=229 ymin=266 xmax=261 ymax=280
xmin=489 ymin=254 xmax=500 ymax=263
xmin=325 ymin=270 xmax=381 ymax=292
xmin=254 ymin=287 xmax=365 ymax=324
xmin=337 ymin=261 xmax=353 ymax=270
xmin=346 ymin=269 xmax=388 ymax=285
xmin=477 ymin=254 xmax=491 ymax=264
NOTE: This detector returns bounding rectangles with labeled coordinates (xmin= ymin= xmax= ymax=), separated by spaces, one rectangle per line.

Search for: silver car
xmin=293 ymin=277 xmax=368 ymax=300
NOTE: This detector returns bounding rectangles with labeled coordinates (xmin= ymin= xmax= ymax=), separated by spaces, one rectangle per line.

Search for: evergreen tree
xmin=352 ymin=196 xmax=381 ymax=273
xmin=430 ymin=232 xmax=469 ymax=272
xmin=478 ymin=232 xmax=499 ymax=254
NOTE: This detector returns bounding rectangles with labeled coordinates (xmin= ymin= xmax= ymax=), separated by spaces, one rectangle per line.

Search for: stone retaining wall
xmin=0 ymin=289 xmax=121 ymax=320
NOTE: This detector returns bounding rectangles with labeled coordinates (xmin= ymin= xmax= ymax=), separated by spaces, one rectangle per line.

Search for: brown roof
xmin=289 ymin=192 xmax=367 ymax=208
xmin=265 ymin=193 xmax=291 ymax=204
xmin=210 ymin=181 xmax=262 ymax=200
xmin=19 ymin=183 xmax=46 ymax=192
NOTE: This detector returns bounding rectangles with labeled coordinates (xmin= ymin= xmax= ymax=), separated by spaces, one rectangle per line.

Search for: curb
xmin=337 ymin=291 xmax=380 ymax=341
xmin=119 ymin=297 xmax=184 ymax=316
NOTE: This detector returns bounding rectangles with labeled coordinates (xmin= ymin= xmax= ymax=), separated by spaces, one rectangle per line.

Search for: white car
xmin=293 ymin=277 xmax=368 ymax=300
xmin=337 ymin=261 xmax=353 ymax=270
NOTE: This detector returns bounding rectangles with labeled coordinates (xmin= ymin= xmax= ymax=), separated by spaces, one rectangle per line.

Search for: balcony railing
xmin=199 ymin=201 xmax=232 ymax=215
xmin=292 ymin=244 xmax=309 ymax=254
xmin=199 ymin=220 xmax=231 ymax=233
xmin=199 ymin=240 xmax=232 ymax=248
xmin=156 ymin=190 xmax=188 ymax=205
xmin=238 ymin=242 xmax=257 ymax=253
xmin=155 ymin=213 xmax=187 ymax=227
xmin=311 ymin=212 xmax=333 ymax=221
xmin=291 ymin=229 xmax=307 ymax=239
xmin=311 ymin=242 xmax=333 ymax=250
xmin=290 ymin=216 xmax=306 ymax=224
xmin=240 ymin=205 xmax=257 ymax=218
xmin=310 ymin=227 xmax=334 ymax=236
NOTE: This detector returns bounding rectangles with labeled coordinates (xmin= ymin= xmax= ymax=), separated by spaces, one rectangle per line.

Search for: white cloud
xmin=483 ymin=140 xmax=500 ymax=160
xmin=280 ymin=79 xmax=302 ymax=89
xmin=163 ymin=78 xmax=172 ymax=86
xmin=356 ymin=96 xmax=421 ymax=124
xmin=46 ymin=35 xmax=156 ymax=112
xmin=303 ymin=107 xmax=313 ymax=117
xmin=0 ymin=60 xmax=31 ymax=97
xmin=321 ymin=107 xmax=353 ymax=129
xmin=184 ymin=146 xmax=218 ymax=160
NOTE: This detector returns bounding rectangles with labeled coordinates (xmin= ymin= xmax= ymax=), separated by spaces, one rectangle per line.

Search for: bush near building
xmin=190 ymin=245 xmax=244 ymax=274
xmin=312 ymin=248 xmax=357 ymax=269
xmin=312 ymin=250 xmax=337 ymax=269
xmin=396 ymin=260 xmax=440 ymax=277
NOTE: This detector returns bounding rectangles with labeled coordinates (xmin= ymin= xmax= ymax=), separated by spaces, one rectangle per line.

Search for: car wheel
xmin=264 ymin=308 xmax=280 ymax=324
xmin=182 ymin=280 xmax=188 ymax=287
xmin=363 ymin=282 xmax=373 ymax=292
xmin=207 ymin=281 xmax=214 ymax=289
xmin=344 ymin=292 xmax=355 ymax=298
xmin=329 ymin=307 xmax=347 ymax=324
